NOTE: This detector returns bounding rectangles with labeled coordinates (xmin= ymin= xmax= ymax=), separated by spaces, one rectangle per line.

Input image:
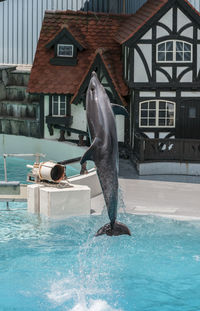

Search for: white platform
xmin=69 ymin=169 xmax=102 ymax=197
xmin=27 ymin=183 xmax=91 ymax=219
xmin=27 ymin=184 xmax=43 ymax=214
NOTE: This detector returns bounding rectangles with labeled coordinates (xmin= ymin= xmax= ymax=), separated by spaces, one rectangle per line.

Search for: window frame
xmin=57 ymin=44 xmax=74 ymax=58
xmin=52 ymin=95 xmax=67 ymax=116
xmin=139 ymin=99 xmax=176 ymax=128
xmin=156 ymin=40 xmax=192 ymax=63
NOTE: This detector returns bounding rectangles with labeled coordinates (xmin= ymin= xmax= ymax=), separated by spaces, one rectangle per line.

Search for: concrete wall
xmin=0 ymin=134 xmax=88 ymax=162
xmin=137 ymin=161 xmax=200 ymax=176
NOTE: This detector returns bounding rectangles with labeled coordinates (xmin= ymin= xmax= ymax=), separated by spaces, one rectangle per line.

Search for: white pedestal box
xmin=27 ymin=184 xmax=44 ymax=214
xmin=39 ymin=185 xmax=91 ymax=219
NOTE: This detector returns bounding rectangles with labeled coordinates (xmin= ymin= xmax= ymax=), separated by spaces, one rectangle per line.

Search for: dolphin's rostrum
xmin=80 ymin=72 xmax=131 ymax=236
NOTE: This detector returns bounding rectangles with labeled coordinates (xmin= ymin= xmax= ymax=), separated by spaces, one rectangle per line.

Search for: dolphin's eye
xmin=91 ymin=86 xmax=95 ymax=92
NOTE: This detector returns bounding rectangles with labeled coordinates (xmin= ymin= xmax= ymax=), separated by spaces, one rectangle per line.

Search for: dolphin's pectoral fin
xmin=111 ymin=104 xmax=129 ymax=118
xmin=80 ymin=137 xmax=98 ymax=164
xmin=95 ymin=222 xmax=131 ymax=237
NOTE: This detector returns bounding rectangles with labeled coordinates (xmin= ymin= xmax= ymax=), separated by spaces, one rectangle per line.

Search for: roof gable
xmin=45 ymin=26 xmax=85 ymax=51
xmin=72 ymin=51 xmax=127 ymax=106
xmin=116 ymin=0 xmax=200 ymax=46
xmin=28 ymin=10 xmax=128 ymax=99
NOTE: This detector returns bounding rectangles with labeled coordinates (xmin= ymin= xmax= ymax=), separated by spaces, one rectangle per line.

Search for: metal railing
xmin=3 ymin=153 xmax=46 ymax=182
xmin=1 ymin=153 xmax=46 ymax=210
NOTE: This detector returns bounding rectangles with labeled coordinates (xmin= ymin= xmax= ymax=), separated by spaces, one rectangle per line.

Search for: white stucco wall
xmin=159 ymin=8 xmax=173 ymax=30
xmin=44 ymin=96 xmax=87 ymax=141
xmin=116 ymin=115 xmax=125 ymax=142
xmin=70 ymin=102 xmax=87 ymax=139
xmin=134 ymin=49 xmax=148 ymax=83
xmin=133 ymin=6 xmax=200 ymax=84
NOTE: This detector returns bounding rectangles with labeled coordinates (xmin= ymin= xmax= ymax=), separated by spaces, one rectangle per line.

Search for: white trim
xmin=181 ymin=92 xmax=200 ymax=97
xmin=139 ymin=99 xmax=176 ymax=128
xmin=57 ymin=44 xmax=73 ymax=58
xmin=160 ymin=91 xmax=176 ymax=97
xmin=156 ymin=40 xmax=193 ymax=63
xmin=140 ymin=91 xmax=156 ymax=97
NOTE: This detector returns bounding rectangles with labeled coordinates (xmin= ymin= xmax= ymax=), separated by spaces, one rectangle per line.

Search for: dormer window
xmin=157 ymin=40 xmax=192 ymax=63
xmin=45 ymin=27 xmax=84 ymax=66
xmin=57 ymin=44 xmax=73 ymax=57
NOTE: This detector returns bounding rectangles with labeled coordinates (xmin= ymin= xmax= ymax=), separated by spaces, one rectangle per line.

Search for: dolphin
xmin=80 ymin=72 xmax=131 ymax=236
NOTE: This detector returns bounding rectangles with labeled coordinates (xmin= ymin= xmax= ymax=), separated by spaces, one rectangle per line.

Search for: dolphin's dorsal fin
xmin=80 ymin=137 xmax=99 ymax=164
xmin=111 ymin=104 xmax=129 ymax=117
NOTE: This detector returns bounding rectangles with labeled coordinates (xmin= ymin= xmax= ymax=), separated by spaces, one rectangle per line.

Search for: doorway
xmin=179 ymin=100 xmax=200 ymax=139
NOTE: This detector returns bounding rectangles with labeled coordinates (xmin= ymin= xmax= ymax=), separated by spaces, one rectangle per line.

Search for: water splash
xmin=46 ymin=228 xmax=123 ymax=311
xmin=118 ymin=187 xmax=126 ymax=214
xmin=69 ymin=299 xmax=123 ymax=311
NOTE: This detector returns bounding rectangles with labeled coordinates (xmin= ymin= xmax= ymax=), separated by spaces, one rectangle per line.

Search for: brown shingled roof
xmin=116 ymin=0 xmax=168 ymax=44
xmin=116 ymin=0 xmax=200 ymax=44
xmin=28 ymin=0 xmax=200 ymax=100
xmin=27 ymin=10 xmax=128 ymax=101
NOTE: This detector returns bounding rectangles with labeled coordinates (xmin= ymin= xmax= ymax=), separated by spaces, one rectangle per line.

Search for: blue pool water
xmin=1 ymin=158 xmax=200 ymax=310
xmin=0 ymin=211 xmax=200 ymax=311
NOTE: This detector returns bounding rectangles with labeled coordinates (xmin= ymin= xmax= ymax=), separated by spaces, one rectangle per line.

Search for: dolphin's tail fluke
xmin=95 ymin=221 xmax=131 ymax=237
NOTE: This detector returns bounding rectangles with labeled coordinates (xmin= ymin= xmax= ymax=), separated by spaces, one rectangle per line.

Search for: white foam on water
xmin=47 ymin=276 xmax=77 ymax=304
xmin=47 ymin=278 xmax=123 ymax=311
xmin=69 ymin=299 xmax=123 ymax=311
xmin=46 ymin=234 xmax=123 ymax=311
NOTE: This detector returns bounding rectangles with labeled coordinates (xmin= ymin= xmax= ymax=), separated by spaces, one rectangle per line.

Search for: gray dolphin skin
xmin=80 ymin=72 xmax=131 ymax=237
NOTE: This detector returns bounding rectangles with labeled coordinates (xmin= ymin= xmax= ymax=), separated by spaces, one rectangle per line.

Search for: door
xmin=179 ymin=100 xmax=200 ymax=139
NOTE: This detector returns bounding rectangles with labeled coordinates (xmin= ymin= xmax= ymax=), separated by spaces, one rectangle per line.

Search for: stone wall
xmin=0 ymin=66 xmax=41 ymax=138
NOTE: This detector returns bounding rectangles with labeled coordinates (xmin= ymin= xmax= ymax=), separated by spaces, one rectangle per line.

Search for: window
xmin=157 ymin=40 xmax=192 ymax=63
xmin=52 ymin=95 xmax=66 ymax=116
xmin=57 ymin=44 xmax=73 ymax=57
xmin=139 ymin=100 xmax=175 ymax=128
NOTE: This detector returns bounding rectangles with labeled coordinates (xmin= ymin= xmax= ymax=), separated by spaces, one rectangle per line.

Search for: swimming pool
xmin=0 ymin=211 xmax=200 ymax=311
xmin=1 ymin=158 xmax=200 ymax=310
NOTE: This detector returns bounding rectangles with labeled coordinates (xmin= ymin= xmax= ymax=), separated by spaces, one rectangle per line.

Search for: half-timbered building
xmin=120 ymin=0 xmax=200 ymax=166
xmin=27 ymin=0 xmax=200 ymax=172
xmin=27 ymin=10 xmax=129 ymax=143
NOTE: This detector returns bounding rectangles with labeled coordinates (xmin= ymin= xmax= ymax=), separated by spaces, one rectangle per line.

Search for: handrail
xmin=54 ymin=125 xmax=89 ymax=136
xmin=3 ymin=153 xmax=46 ymax=182
xmin=57 ymin=157 xmax=81 ymax=165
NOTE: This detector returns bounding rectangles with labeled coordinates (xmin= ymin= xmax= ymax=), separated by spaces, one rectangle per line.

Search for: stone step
xmin=5 ymin=85 xmax=39 ymax=101
xmin=0 ymin=117 xmax=41 ymax=138
xmin=0 ymin=100 xmax=39 ymax=119
xmin=7 ymin=70 xmax=30 ymax=87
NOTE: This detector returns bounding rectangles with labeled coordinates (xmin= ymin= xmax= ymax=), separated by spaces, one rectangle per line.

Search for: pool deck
xmin=91 ymin=159 xmax=200 ymax=221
